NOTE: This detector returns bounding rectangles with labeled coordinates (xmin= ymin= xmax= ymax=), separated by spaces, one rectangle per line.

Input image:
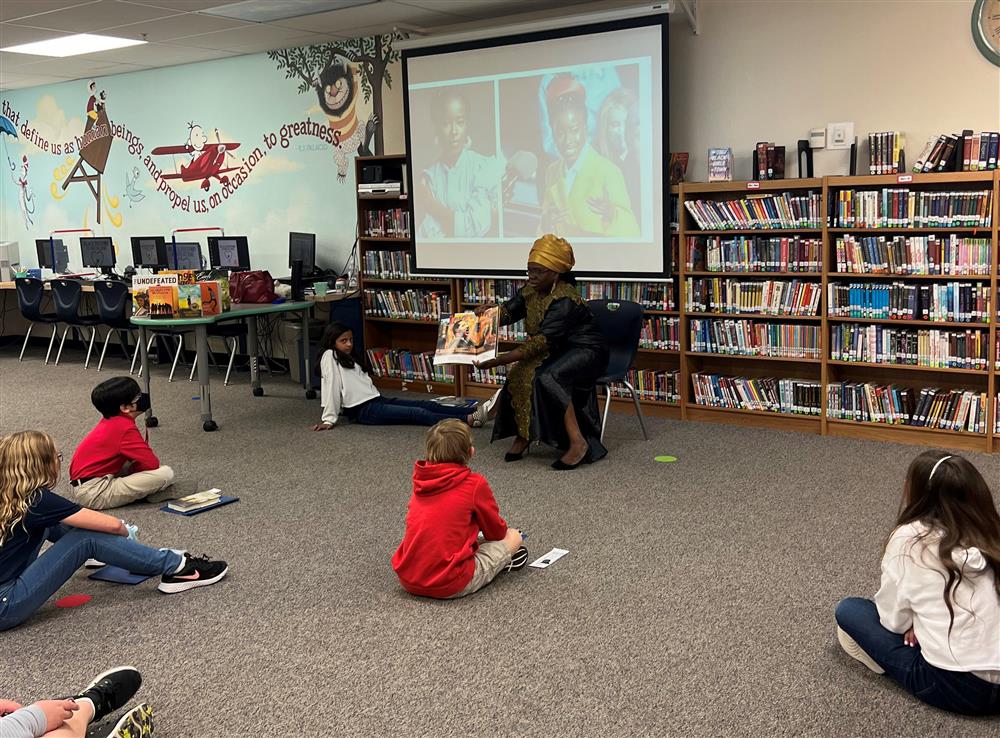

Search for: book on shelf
xmin=363 ymin=288 xmax=450 ymax=321
xmin=830 ymin=324 xmax=987 ymax=370
xmin=364 ymin=250 xmax=415 ymax=280
xmin=831 ymin=189 xmax=993 ymax=228
xmin=686 ymin=235 xmax=822 ymax=273
xmin=669 ymin=152 xmax=689 ymax=184
xmin=462 ymin=279 xmax=525 ymax=305
xmin=754 ymin=142 xmax=785 ymax=180
xmin=499 ymin=321 xmax=527 ymax=342
xmin=576 ymin=280 xmax=676 ymax=311
xmin=640 ymin=316 xmax=680 ymax=350
xmin=366 ymin=348 xmax=455 ymax=384
xmin=688 ymin=319 xmax=821 ymax=358
xmin=868 ymin=131 xmax=904 ymax=175
xmin=914 ymin=131 xmax=999 ymax=172
xmin=827 ymin=282 xmax=990 ymax=323
xmin=433 ymin=309 xmax=499 ymax=366
xmin=707 ymin=147 xmax=733 ymax=182
xmin=834 ymin=234 xmax=991 ymax=275
xmin=609 ymin=369 xmax=679 ymax=403
xmin=692 ymin=373 xmax=820 ymax=415
xmin=828 ymin=382 xmax=986 ymax=433
xmin=470 ymin=364 xmax=508 ymax=385
xmin=168 ymin=488 xmax=222 ymax=513
xmin=686 ymin=277 xmax=821 ymax=316
xmin=684 ymin=192 xmax=822 ymax=230
xmin=363 ymin=208 xmax=411 ymax=238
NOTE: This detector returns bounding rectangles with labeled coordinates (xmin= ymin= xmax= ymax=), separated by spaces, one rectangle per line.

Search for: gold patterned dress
xmin=492 ymin=282 xmax=609 ymax=459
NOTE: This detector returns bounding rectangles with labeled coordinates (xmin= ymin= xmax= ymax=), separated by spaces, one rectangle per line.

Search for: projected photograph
xmin=409 ymin=82 xmax=505 ymax=240
xmin=499 ymin=63 xmax=644 ymax=239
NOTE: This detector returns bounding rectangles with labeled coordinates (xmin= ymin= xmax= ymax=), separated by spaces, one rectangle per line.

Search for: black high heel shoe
xmin=504 ymin=444 xmax=530 ymax=462
xmin=551 ymin=450 xmax=591 ymax=470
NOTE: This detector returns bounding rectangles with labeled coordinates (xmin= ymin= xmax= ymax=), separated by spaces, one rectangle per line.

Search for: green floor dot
xmin=654 ymin=455 xmax=678 ymax=463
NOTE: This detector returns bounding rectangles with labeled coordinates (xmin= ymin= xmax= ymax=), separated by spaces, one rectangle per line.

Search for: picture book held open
xmin=433 ymin=308 xmax=499 ymax=366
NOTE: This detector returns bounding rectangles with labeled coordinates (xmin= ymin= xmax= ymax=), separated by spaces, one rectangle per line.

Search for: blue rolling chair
xmin=14 ymin=277 xmax=60 ymax=363
xmin=587 ymin=299 xmax=649 ymax=442
xmin=50 ymin=279 xmax=102 ymax=367
xmin=92 ymin=279 xmax=137 ymax=372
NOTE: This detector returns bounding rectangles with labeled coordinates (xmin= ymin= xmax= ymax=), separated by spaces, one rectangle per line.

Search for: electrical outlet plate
xmin=827 ymin=122 xmax=855 ymax=150
xmin=809 ymin=128 xmax=826 ymax=149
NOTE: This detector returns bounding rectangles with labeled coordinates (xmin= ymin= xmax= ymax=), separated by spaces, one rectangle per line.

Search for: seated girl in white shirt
xmin=311 ymin=322 xmax=484 ymax=431
xmin=835 ymin=450 xmax=1000 ymax=715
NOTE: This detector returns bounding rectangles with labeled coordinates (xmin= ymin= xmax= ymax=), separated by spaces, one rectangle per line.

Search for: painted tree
xmin=268 ymin=33 xmax=403 ymax=155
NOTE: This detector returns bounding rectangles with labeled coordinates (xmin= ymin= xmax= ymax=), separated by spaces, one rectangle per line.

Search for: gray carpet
xmin=0 ymin=349 xmax=998 ymax=737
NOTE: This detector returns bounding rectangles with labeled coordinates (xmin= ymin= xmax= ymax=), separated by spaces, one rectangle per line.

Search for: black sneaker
xmin=75 ymin=666 xmax=141 ymax=723
xmin=105 ymin=702 xmax=154 ymax=737
xmin=157 ymin=554 xmax=228 ymax=594
xmin=508 ymin=546 xmax=529 ymax=571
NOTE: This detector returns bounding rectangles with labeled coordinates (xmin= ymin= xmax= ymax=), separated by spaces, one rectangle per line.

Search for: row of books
xmin=868 ymin=131 xmax=904 ymax=175
xmin=684 ymin=192 xmax=823 ymax=230
xmin=686 ymin=235 xmax=822 ymax=273
xmin=468 ymin=364 xmax=507 ymax=385
xmin=913 ymin=131 xmax=999 ymax=173
xmin=640 ymin=316 xmax=680 ymax=351
xmin=365 ymin=348 xmax=455 ymax=384
xmin=834 ymin=235 xmax=991 ymax=275
xmin=685 ymin=278 xmax=821 ymax=317
xmin=609 ymin=369 xmax=680 ymax=403
xmin=362 ymin=208 xmax=410 ymax=238
xmin=462 ymin=279 xmax=525 ymax=305
xmin=827 ymin=282 xmax=991 ymax=323
xmin=132 ymin=273 xmax=229 ymax=319
xmin=688 ymin=319 xmax=821 ymax=359
xmin=827 ymin=382 xmax=987 ymax=433
xmin=363 ymin=289 xmax=450 ymax=321
xmin=498 ymin=321 xmax=527 ymax=343
xmin=831 ymin=189 xmax=993 ymax=228
xmin=363 ymin=249 xmax=416 ymax=280
xmin=692 ymin=373 xmax=821 ymax=415
xmin=576 ymin=280 xmax=677 ymax=311
xmin=829 ymin=325 xmax=987 ymax=370
xmin=754 ymin=142 xmax=786 ymax=180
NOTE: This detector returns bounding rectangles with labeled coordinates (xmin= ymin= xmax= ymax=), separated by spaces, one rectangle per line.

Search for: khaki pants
xmin=447 ymin=540 xmax=512 ymax=599
xmin=71 ymin=465 xmax=174 ymax=510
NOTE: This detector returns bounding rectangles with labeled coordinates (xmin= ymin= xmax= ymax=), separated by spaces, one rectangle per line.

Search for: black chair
xmin=92 ymin=280 xmax=137 ymax=372
xmin=587 ymin=299 xmax=649 ymax=442
xmin=50 ymin=279 xmax=102 ymax=367
xmin=14 ymin=277 xmax=60 ymax=363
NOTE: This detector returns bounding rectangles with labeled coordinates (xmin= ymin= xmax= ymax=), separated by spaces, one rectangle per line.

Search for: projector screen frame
xmin=401 ymin=13 xmax=670 ymax=281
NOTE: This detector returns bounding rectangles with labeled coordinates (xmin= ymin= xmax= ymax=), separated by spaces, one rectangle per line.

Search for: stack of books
xmin=609 ymin=369 xmax=679 ymax=403
xmin=830 ymin=324 xmax=987 ymax=369
xmin=167 ymin=489 xmax=222 ymax=513
xmin=640 ymin=316 xmax=680 ymax=350
xmin=462 ymin=279 xmax=525 ymax=305
xmin=827 ymin=282 xmax=990 ymax=323
xmin=363 ymin=289 xmax=450 ymax=321
xmin=912 ymin=131 xmax=999 ymax=172
xmin=692 ymin=373 xmax=820 ymax=415
xmin=363 ymin=208 xmax=410 ymax=238
xmin=686 ymin=277 xmax=821 ymax=316
xmin=576 ymin=280 xmax=676 ymax=311
xmin=828 ymin=382 xmax=986 ymax=433
xmin=834 ymin=235 xmax=991 ymax=275
xmin=685 ymin=192 xmax=822 ymax=230
xmin=832 ymin=189 xmax=993 ymax=228
xmin=689 ymin=318 xmax=821 ymax=358
xmin=868 ymin=131 xmax=904 ymax=175
xmin=687 ymin=235 xmax=822 ymax=273
xmin=365 ymin=348 xmax=454 ymax=384
xmin=364 ymin=250 xmax=414 ymax=280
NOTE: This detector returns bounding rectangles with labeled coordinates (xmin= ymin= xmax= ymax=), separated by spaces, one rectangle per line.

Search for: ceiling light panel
xmin=1 ymin=33 xmax=147 ymax=57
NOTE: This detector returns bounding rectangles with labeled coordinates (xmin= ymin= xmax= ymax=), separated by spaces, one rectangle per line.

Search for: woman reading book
xmin=473 ymin=234 xmax=609 ymax=470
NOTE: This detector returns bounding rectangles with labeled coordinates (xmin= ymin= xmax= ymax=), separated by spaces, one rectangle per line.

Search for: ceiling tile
xmin=11 ymin=0 xmax=182 ymax=33
xmin=271 ymin=0 xmax=464 ymax=33
xmin=0 ymin=73 xmax=79 ymax=91
xmin=100 ymin=11 xmax=255 ymax=42
xmin=398 ymin=0 xmax=582 ymax=21
xmin=1 ymin=1 xmax=98 ymax=24
xmin=0 ymin=50 xmax=67 ymax=70
xmin=120 ymin=0 xmax=236 ymax=9
xmin=0 ymin=23 xmax=74 ymax=47
xmin=72 ymin=40 xmax=238 ymax=65
xmin=168 ymin=22 xmax=324 ymax=52
xmin=10 ymin=55 xmax=130 ymax=75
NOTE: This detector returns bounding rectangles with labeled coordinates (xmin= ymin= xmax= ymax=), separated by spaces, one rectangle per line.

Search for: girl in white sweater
xmin=836 ymin=450 xmax=1000 ymax=715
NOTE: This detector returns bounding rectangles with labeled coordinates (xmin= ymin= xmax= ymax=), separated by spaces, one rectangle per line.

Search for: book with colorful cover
xmin=707 ymin=147 xmax=733 ymax=182
xmin=148 ymin=285 xmax=178 ymax=319
xmin=131 ymin=274 xmax=179 ymax=317
xmin=177 ymin=284 xmax=202 ymax=318
xmin=433 ymin=308 xmax=499 ymax=366
xmin=161 ymin=269 xmax=197 ymax=285
xmin=199 ymin=281 xmax=223 ymax=316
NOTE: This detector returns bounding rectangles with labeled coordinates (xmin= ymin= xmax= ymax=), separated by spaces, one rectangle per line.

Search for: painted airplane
xmin=151 ymin=125 xmax=241 ymax=191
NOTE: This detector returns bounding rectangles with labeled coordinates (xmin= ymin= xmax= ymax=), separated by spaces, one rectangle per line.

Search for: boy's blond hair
xmin=426 ymin=419 xmax=473 ymax=464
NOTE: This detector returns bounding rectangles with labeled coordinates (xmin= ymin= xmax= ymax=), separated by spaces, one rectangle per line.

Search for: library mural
xmin=0 ymin=33 xmax=403 ymax=272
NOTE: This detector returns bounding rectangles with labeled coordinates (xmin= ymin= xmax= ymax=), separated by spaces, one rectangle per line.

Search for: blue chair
xmin=92 ymin=279 xmax=137 ymax=372
xmin=14 ymin=277 xmax=60 ymax=363
xmin=50 ymin=279 xmax=102 ymax=367
xmin=587 ymin=299 xmax=649 ymax=442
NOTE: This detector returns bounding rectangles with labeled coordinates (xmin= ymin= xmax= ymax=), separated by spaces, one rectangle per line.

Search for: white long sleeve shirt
xmin=875 ymin=521 xmax=1000 ymax=683
xmin=319 ymin=350 xmax=380 ymax=426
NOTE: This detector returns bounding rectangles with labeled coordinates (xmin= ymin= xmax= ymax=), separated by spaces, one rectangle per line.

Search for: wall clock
xmin=972 ymin=0 xmax=1000 ymax=67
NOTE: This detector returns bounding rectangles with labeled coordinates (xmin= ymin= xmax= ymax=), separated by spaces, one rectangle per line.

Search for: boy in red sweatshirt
xmin=393 ymin=419 xmax=528 ymax=598
xmin=68 ymin=377 xmax=174 ymax=510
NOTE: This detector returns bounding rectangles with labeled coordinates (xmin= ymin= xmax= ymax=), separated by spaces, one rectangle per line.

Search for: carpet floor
xmin=0 ymin=349 xmax=998 ymax=737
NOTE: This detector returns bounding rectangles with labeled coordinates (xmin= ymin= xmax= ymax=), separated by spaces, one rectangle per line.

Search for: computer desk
xmin=131 ymin=301 xmax=314 ymax=432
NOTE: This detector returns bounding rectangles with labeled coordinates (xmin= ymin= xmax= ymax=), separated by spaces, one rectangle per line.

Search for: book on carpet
xmin=433 ymin=308 xmax=499 ymax=366
xmin=168 ymin=488 xmax=222 ymax=512
xmin=161 ymin=496 xmax=239 ymax=517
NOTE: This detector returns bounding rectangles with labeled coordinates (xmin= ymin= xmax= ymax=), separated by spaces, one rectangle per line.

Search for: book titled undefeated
xmin=168 ymin=488 xmax=222 ymax=512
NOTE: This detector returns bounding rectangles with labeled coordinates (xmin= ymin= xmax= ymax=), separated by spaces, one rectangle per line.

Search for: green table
xmin=131 ymin=301 xmax=314 ymax=431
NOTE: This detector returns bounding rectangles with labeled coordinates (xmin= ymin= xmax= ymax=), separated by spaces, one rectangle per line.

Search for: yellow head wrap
xmin=528 ymin=234 xmax=575 ymax=274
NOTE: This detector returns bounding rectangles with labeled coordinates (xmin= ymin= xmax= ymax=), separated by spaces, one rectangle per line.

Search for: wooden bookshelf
xmin=358 ymin=155 xmax=1000 ymax=451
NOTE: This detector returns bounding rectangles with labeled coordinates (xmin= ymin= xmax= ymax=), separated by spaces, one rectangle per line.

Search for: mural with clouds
xmin=0 ymin=32 xmax=404 ymax=275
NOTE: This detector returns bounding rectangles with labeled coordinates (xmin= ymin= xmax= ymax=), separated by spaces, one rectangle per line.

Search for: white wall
xmin=669 ymin=0 xmax=1000 ymax=181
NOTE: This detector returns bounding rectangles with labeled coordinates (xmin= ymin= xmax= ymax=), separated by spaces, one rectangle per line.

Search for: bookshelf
xmin=357 ymin=155 xmax=999 ymax=451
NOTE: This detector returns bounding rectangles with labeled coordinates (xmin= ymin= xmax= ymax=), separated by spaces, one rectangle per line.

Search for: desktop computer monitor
xmin=35 ymin=238 xmax=69 ymax=272
xmin=131 ymin=236 xmax=167 ymax=268
xmin=207 ymin=236 xmax=251 ymax=271
xmin=289 ymin=232 xmax=316 ymax=273
xmin=80 ymin=237 xmax=116 ymax=270
xmin=0 ymin=241 xmax=20 ymax=281
xmin=165 ymin=241 xmax=203 ymax=271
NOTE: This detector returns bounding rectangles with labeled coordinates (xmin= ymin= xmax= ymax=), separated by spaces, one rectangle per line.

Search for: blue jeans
xmin=0 ymin=525 xmax=183 ymax=632
xmin=350 ymin=397 xmax=473 ymax=427
xmin=835 ymin=597 xmax=1000 ymax=715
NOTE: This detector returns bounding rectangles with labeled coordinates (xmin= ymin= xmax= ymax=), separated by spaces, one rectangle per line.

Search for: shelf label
xmin=896 ymin=174 xmax=913 ymax=183
xmin=746 ymin=181 xmax=760 ymax=190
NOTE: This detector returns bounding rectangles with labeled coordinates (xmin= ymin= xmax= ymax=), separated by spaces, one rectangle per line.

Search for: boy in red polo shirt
xmin=69 ymin=377 xmax=174 ymax=510
xmin=392 ymin=419 xmax=528 ymax=599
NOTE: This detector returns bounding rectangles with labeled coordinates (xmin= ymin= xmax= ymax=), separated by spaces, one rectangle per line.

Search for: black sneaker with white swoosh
xmin=158 ymin=554 xmax=228 ymax=594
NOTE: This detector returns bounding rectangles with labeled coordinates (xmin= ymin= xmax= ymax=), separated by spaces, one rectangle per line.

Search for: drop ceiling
xmin=0 ymin=0 xmax=596 ymax=91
